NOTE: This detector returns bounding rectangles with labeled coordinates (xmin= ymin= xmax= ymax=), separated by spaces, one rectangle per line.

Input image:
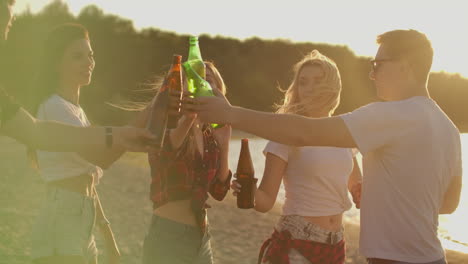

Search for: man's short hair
xmin=377 ymin=29 xmax=433 ymax=82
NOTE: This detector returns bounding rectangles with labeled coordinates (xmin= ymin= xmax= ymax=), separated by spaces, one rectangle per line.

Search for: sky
xmin=13 ymin=0 xmax=468 ymax=77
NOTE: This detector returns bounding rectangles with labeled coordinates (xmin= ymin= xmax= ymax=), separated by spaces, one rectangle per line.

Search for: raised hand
xmin=182 ymin=87 xmax=233 ymax=125
xmin=230 ymin=179 xmax=241 ymax=196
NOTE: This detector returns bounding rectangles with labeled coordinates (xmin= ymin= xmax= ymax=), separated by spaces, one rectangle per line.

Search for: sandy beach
xmin=1 ymin=137 xmax=467 ymax=263
xmin=207 ymin=194 xmax=468 ymax=264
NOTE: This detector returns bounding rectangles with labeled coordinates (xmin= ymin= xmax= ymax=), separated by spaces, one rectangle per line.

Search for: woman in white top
xmin=231 ymin=50 xmax=362 ymax=264
xmin=27 ymin=24 xmax=131 ymax=264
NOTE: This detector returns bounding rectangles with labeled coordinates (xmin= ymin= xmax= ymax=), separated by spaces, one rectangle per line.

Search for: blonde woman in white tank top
xmin=231 ymin=50 xmax=362 ymax=264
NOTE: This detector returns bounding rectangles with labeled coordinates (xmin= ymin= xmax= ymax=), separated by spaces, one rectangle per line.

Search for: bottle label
xmin=237 ymin=173 xmax=253 ymax=179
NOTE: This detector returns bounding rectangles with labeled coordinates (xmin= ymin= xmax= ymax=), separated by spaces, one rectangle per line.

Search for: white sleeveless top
xmin=36 ymin=94 xmax=103 ymax=183
xmin=263 ymin=141 xmax=356 ymax=216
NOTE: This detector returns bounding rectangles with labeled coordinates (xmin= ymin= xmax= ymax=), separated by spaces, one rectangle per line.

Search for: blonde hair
xmin=115 ymin=61 xmax=226 ymax=111
xmin=205 ymin=61 xmax=227 ymax=95
xmin=276 ymin=50 xmax=342 ymax=116
xmin=185 ymin=61 xmax=227 ymax=158
xmin=110 ymin=61 xmax=227 ymax=159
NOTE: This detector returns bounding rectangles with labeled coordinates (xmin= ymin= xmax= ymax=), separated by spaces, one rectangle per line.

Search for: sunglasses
xmin=370 ymin=59 xmax=394 ymax=72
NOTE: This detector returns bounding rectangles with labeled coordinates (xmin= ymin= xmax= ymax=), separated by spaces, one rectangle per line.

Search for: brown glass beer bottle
xmin=145 ymin=78 xmax=169 ymax=151
xmin=166 ymin=55 xmax=183 ymax=129
xmin=236 ymin=138 xmax=257 ymax=209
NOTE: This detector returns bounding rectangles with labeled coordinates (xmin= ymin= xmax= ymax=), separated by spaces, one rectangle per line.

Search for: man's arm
xmin=439 ymin=175 xmax=462 ymax=214
xmin=348 ymin=157 xmax=363 ymax=209
xmin=1 ymin=108 xmax=154 ymax=154
xmin=187 ymin=94 xmax=357 ymax=148
xmin=229 ymin=107 xmax=356 ymax=148
xmin=75 ymin=107 xmax=152 ymax=169
xmin=2 ymin=108 xmax=100 ymax=150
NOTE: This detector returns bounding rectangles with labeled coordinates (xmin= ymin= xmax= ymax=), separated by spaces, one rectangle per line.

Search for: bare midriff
xmin=301 ymin=213 xmax=343 ymax=232
xmin=154 ymin=199 xmax=197 ymax=226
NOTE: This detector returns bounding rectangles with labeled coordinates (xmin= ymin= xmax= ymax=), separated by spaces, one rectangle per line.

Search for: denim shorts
xmin=142 ymin=215 xmax=213 ymax=264
xmin=31 ymin=186 xmax=97 ymax=261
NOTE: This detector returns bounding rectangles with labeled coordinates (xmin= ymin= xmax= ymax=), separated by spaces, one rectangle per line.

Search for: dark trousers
xmin=142 ymin=215 xmax=213 ymax=264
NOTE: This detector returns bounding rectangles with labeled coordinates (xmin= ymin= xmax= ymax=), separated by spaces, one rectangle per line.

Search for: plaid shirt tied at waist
xmin=258 ymin=229 xmax=346 ymax=264
xmin=148 ymin=125 xmax=232 ymax=233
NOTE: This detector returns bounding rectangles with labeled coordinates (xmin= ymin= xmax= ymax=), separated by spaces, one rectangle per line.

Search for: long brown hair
xmin=26 ymin=23 xmax=89 ymax=115
xmin=27 ymin=23 xmax=89 ymax=169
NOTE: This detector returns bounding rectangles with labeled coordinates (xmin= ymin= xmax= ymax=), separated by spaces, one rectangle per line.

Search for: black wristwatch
xmin=105 ymin=127 xmax=113 ymax=148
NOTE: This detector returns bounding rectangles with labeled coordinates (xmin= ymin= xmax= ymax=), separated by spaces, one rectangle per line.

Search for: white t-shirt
xmin=341 ymin=96 xmax=462 ymax=263
xmin=36 ymin=94 xmax=103 ymax=183
xmin=263 ymin=141 xmax=356 ymax=216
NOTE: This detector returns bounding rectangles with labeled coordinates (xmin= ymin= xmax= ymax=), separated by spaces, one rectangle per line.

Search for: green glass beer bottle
xmin=183 ymin=36 xmax=214 ymax=97
xmin=186 ymin=36 xmax=206 ymax=78
xmin=183 ymin=36 xmax=222 ymax=128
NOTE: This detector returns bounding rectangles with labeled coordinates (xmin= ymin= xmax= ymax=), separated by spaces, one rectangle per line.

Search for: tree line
xmin=2 ymin=1 xmax=467 ymax=131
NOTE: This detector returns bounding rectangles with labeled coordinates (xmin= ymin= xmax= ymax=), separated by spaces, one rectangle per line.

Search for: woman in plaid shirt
xmin=143 ymin=62 xmax=232 ymax=264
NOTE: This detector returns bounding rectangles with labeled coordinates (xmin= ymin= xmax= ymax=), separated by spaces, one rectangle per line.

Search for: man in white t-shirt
xmin=187 ymin=29 xmax=462 ymax=264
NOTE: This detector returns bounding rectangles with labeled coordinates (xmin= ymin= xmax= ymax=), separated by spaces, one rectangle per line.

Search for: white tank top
xmin=263 ymin=141 xmax=356 ymax=216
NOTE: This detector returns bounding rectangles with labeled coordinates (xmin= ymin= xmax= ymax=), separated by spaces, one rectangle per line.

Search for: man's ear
xmin=399 ymin=58 xmax=414 ymax=79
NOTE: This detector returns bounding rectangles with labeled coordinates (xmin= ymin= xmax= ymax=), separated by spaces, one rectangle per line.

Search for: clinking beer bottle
xmin=236 ymin=138 xmax=257 ymax=209
xmin=146 ymin=74 xmax=170 ymax=152
xmin=186 ymin=36 xmax=206 ymax=79
xmin=183 ymin=36 xmax=213 ymax=97
xmin=183 ymin=63 xmax=214 ymax=97
xmin=166 ymin=55 xmax=183 ymax=129
xmin=183 ymin=36 xmax=222 ymax=128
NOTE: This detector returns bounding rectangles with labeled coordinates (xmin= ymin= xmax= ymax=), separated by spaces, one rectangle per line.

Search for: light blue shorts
xmin=31 ymin=186 xmax=98 ymax=262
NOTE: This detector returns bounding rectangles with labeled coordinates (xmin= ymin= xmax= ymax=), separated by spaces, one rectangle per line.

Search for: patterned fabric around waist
xmin=275 ymin=215 xmax=344 ymax=244
xmin=259 ymin=215 xmax=345 ymax=264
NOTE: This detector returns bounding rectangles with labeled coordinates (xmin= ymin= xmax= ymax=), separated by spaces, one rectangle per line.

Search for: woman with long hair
xmin=29 ymin=23 xmax=123 ymax=264
xmin=231 ymin=50 xmax=362 ymax=264
xmin=142 ymin=62 xmax=232 ymax=264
